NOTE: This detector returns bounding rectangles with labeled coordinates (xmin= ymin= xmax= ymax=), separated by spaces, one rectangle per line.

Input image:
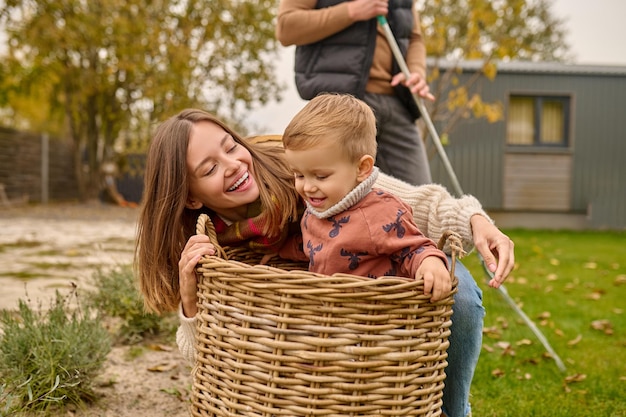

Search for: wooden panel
xmin=503 ymin=153 xmax=572 ymax=211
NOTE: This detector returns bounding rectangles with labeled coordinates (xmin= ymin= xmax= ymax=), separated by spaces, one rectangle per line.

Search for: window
xmin=507 ymin=95 xmax=570 ymax=146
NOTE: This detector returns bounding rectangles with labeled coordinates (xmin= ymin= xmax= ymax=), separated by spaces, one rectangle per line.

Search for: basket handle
xmin=437 ymin=230 xmax=466 ymax=282
xmin=196 ymin=213 xmax=229 ymax=260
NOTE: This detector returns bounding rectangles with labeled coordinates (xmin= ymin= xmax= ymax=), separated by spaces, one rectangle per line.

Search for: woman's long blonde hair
xmin=136 ymin=109 xmax=299 ymax=314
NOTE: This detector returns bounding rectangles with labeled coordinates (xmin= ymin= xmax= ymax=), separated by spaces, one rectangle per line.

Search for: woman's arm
xmin=176 ymin=306 xmax=196 ymax=363
xmin=374 ymin=172 xmax=515 ymax=285
xmin=375 ymin=172 xmax=487 ymax=251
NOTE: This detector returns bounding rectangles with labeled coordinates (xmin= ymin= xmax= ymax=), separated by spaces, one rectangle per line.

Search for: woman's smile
xmin=228 ymin=171 xmax=250 ymax=192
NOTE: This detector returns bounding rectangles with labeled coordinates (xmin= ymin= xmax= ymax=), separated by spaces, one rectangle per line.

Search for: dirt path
xmin=0 ymin=202 xmax=192 ymax=416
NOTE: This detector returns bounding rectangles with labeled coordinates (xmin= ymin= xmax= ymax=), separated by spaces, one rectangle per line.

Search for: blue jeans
xmin=442 ymin=258 xmax=485 ymax=417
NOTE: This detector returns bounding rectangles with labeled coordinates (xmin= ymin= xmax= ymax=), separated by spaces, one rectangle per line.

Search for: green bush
xmin=0 ymin=290 xmax=111 ymax=415
xmin=85 ymin=265 xmax=176 ymax=344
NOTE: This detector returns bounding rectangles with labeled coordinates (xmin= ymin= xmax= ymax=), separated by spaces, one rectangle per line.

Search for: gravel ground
xmin=0 ymin=201 xmax=192 ymax=417
xmin=0 ymin=201 xmax=139 ymax=311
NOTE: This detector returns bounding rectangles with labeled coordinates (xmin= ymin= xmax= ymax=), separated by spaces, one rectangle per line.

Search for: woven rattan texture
xmin=191 ymin=214 xmax=457 ymax=417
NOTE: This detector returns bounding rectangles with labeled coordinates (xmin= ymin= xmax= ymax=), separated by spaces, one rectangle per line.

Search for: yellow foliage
xmin=482 ymin=62 xmax=498 ymax=81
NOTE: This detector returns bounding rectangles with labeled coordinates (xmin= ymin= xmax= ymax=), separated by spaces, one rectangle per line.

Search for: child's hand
xmin=416 ymin=256 xmax=451 ymax=302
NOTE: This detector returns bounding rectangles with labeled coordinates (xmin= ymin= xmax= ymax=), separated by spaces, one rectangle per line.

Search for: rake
xmin=377 ymin=14 xmax=566 ymax=373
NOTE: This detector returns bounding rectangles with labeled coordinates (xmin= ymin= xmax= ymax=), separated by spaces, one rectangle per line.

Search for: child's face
xmin=186 ymin=121 xmax=259 ymax=222
xmin=285 ymin=141 xmax=363 ymax=212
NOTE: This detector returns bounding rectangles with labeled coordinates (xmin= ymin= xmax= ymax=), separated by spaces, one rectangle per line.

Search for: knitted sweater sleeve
xmin=176 ymin=304 xmax=197 ymax=364
xmin=374 ymin=172 xmax=493 ymax=254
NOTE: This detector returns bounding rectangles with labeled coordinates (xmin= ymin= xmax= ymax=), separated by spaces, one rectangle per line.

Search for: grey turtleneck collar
xmin=306 ymin=167 xmax=380 ymax=219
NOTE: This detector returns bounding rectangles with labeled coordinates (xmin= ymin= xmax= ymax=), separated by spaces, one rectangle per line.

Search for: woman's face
xmin=186 ymin=121 xmax=259 ymax=222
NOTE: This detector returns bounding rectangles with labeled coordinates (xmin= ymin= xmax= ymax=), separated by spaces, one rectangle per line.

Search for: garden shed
xmin=428 ymin=60 xmax=626 ymax=230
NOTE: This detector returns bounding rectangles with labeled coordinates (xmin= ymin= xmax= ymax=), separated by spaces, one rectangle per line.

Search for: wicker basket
xmin=191 ymin=213 xmax=461 ymax=417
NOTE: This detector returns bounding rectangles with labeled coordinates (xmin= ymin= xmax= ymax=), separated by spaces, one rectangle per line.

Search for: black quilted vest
xmin=294 ymin=0 xmax=420 ymax=119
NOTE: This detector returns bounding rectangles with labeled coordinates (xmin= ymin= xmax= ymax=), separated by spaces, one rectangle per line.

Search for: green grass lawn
xmin=463 ymin=229 xmax=626 ymax=417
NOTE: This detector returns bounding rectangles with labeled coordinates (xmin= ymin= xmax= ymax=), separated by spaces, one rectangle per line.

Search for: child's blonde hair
xmin=283 ymin=93 xmax=377 ymax=162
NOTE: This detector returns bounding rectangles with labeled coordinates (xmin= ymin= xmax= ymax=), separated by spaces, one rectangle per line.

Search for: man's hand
xmin=391 ymin=72 xmax=435 ymax=101
xmin=347 ymin=0 xmax=389 ymax=21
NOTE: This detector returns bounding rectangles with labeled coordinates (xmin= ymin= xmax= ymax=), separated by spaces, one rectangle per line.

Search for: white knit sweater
xmin=176 ymin=172 xmax=493 ymax=363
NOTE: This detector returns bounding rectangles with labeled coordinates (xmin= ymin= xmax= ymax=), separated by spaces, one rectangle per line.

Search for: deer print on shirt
xmin=306 ymin=240 xmax=323 ymax=267
xmin=340 ymin=248 xmax=369 ymax=270
xmin=327 ymin=215 xmax=350 ymax=238
xmin=390 ymin=246 xmax=413 ymax=265
xmin=382 ymin=209 xmax=406 ymax=238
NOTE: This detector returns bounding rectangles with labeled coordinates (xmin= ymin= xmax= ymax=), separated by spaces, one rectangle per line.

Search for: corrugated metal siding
xmin=427 ymin=118 xmax=504 ymax=208
xmin=427 ymin=62 xmax=626 ymax=229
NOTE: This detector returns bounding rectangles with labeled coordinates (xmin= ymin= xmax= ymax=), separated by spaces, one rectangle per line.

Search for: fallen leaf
xmin=482 ymin=344 xmax=494 ymax=353
xmin=492 ymin=368 xmax=505 ymax=378
xmin=567 ymin=334 xmax=582 ymax=346
xmin=554 ymin=328 xmax=565 ymax=337
xmin=614 ymin=275 xmax=626 ymax=286
xmin=495 ymin=341 xmax=515 ymax=356
xmin=537 ymin=311 xmax=551 ymax=320
xmin=591 ymin=319 xmax=614 ymax=335
xmin=564 ymin=373 xmax=587 ymax=384
xmin=147 ymin=344 xmax=174 ymax=352
xmin=148 ymin=362 xmax=177 ymax=372
xmin=516 ymin=339 xmax=532 ymax=346
xmin=546 ymin=273 xmax=558 ymax=281
xmin=496 ymin=341 xmax=511 ymax=350
xmin=550 ymin=258 xmax=560 ymax=266
xmin=586 ymin=291 xmax=603 ymax=300
xmin=483 ymin=325 xmax=502 ymax=338
xmin=583 ymin=262 xmax=597 ymax=269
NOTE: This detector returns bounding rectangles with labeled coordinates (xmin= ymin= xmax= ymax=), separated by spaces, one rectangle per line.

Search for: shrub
xmin=85 ymin=265 xmax=176 ymax=344
xmin=0 ymin=290 xmax=111 ymax=414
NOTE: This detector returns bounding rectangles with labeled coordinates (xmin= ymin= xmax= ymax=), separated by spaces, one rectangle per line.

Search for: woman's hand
xmin=470 ymin=215 xmax=515 ymax=288
xmin=178 ymin=234 xmax=216 ymax=317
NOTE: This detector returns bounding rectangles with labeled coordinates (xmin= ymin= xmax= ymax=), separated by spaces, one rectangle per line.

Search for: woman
xmin=135 ymin=108 xmax=514 ymax=415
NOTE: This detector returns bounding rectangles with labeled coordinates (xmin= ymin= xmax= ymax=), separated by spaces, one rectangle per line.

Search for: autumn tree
xmin=0 ymin=0 xmax=281 ymax=200
xmin=416 ymin=0 xmax=570 ymax=138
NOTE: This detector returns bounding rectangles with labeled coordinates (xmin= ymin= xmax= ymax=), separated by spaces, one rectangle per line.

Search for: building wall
xmin=428 ymin=62 xmax=626 ymax=229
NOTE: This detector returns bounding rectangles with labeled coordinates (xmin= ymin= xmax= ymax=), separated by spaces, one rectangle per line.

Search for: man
xmin=276 ymin=0 xmax=434 ymax=186
xmin=276 ymin=3 xmax=481 ymax=416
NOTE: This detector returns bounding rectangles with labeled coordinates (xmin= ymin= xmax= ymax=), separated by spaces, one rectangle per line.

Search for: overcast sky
xmin=248 ymin=0 xmax=626 ymax=134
